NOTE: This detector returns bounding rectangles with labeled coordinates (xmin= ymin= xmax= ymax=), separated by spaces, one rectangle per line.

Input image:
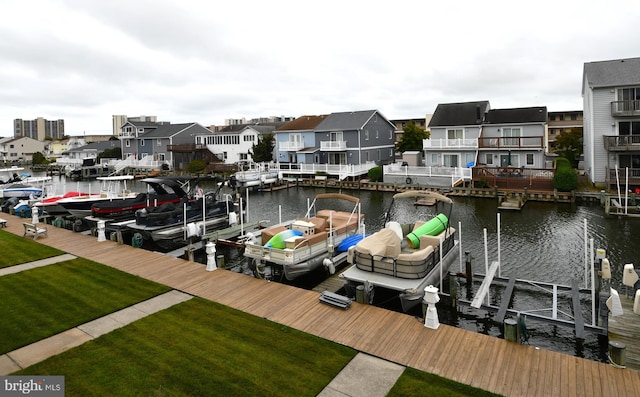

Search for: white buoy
xmin=623 ymin=264 xmax=638 ymax=287
xmin=423 ymin=285 xmax=440 ymax=329
xmin=205 ymin=241 xmax=217 ymax=271
xmin=601 ymin=258 xmax=611 ymax=280
xmin=97 ymin=220 xmax=106 ymax=242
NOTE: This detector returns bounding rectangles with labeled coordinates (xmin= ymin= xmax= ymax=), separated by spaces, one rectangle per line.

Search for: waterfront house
xmin=0 ymin=136 xmax=46 ymax=164
xmin=582 ymin=57 xmax=640 ymax=190
xmin=195 ymin=122 xmax=283 ymax=166
xmin=478 ymin=106 xmax=548 ymax=169
xmin=275 ymin=110 xmax=393 ymax=179
xmin=120 ymin=120 xmax=211 ymax=170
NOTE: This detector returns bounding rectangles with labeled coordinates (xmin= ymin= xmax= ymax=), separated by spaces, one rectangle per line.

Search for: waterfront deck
xmin=1 ymin=213 xmax=639 ymax=397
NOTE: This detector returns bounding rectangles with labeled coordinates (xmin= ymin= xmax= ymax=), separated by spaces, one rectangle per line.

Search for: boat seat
xmin=260 ymin=225 xmax=287 ymax=244
xmin=307 ymin=217 xmax=327 ymax=233
xmin=355 ymin=228 xmax=401 ymax=258
xmin=288 ymin=231 xmax=328 ymax=248
xmin=418 ymin=227 xmax=455 ymax=249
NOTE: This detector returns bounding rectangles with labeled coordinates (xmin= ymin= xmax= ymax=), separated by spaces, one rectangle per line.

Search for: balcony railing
xmin=167 ymin=144 xmax=208 ymax=152
xmin=423 ymin=138 xmax=478 ymax=149
xmin=320 ymin=141 xmax=347 ymax=151
xmin=607 ymin=167 xmax=640 ymax=187
xmin=477 ymin=136 xmax=544 ymax=149
xmin=611 ymin=100 xmax=640 ymax=117
xmin=604 ymin=135 xmax=640 ymax=151
xmin=279 ymin=141 xmax=304 ymax=151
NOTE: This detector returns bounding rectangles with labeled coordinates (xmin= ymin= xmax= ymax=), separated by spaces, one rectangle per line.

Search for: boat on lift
xmin=341 ymin=190 xmax=459 ymax=312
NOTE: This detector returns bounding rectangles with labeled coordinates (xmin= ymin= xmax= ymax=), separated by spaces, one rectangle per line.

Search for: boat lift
xmin=453 ymin=214 xmax=608 ymax=338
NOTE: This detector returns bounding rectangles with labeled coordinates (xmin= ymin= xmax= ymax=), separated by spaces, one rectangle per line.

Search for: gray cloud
xmin=1 ymin=0 xmax=640 ymax=135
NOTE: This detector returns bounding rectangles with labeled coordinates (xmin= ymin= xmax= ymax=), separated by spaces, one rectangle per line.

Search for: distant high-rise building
xmin=112 ymin=115 xmax=158 ymax=136
xmin=14 ymin=117 xmax=65 ymax=140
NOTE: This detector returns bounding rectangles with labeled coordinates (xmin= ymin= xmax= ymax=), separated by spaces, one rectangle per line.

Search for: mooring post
xmin=465 ymin=251 xmax=472 ymax=285
xmin=449 ymin=272 xmax=457 ymax=308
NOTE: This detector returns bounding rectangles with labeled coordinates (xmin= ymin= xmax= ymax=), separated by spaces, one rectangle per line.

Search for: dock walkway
xmin=1 ymin=213 xmax=639 ymax=396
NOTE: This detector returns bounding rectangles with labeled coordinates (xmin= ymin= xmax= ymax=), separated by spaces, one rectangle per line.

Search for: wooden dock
xmin=1 ymin=213 xmax=639 ymax=397
xmin=608 ymin=296 xmax=640 ymax=370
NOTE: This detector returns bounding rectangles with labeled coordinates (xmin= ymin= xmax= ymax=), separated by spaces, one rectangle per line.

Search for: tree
xmin=249 ymin=134 xmax=275 ymax=163
xmin=396 ymin=122 xmax=429 ymax=153
xmin=554 ymin=128 xmax=583 ymax=168
xmin=32 ymin=152 xmax=48 ymax=165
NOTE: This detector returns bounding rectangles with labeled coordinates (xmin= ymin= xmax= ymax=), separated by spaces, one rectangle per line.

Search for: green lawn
xmin=389 ymin=367 xmax=502 ymax=396
xmin=17 ymin=297 xmax=357 ymax=396
xmin=0 ymin=229 xmax=64 ymax=268
xmin=0 ymin=258 xmax=171 ymax=353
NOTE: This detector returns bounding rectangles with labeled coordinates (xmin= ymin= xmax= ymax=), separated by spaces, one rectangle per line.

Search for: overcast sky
xmin=1 ymin=0 xmax=639 ymax=136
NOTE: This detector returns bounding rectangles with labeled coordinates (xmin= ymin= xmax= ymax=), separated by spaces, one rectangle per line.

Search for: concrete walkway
xmin=0 ymin=254 xmax=77 ymax=276
xmin=318 ymin=353 xmax=405 ymax=397
xmin=0 ymin=290 xmax=192 ymax=375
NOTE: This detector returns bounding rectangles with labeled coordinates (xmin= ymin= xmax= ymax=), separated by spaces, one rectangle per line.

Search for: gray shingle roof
xmin=429 ymin=101 xmax=491 ymax=127
xmin=583 ymin=57 xmax=640 ymax=90
xmin=315 ymin=110 xmax=381 ymax=131
xmin=485 ymin=107 xmax=547 ymax=124
xmin=65 ymin=140 xmax=120 ymax=153
xmin=141 ymin=123 xmax=199 ymax=138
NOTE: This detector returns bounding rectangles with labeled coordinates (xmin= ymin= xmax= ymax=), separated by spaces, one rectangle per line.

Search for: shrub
xmin=185 ymin=159 xmax=206 ymax=174
xmin=553 ymin=167 xmax=578 ymax=191
xmin=368 ymin=166 xmax=383 ymax=182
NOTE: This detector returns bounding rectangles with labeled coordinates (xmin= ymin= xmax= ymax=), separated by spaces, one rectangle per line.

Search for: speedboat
xmin=57 ymin=175 xmax=138 ymax=218
xmin=243 ymin=193 xmax=364 ymax=281
xmin=340 ymin=190 xmax=459 ymax=313
xmin=89 ymin=176 xmax=196 ymax=220
xmin=0 ymin=183 xmax=43 ymax=199
xmin=0 ymin=167 xmax=47 ymax=199
xmin=127 ymin=177 xmax=242 ymax=249
xmin=33 ymin=191 xmax=101 ymax=216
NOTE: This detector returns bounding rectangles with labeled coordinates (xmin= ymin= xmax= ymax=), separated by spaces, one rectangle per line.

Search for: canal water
xmin=39 ymin=174 xmax=640 ymax=362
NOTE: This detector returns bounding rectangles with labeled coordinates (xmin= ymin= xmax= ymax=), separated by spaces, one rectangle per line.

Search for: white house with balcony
xmin=583 ymin=57 xmax=640 ymax=189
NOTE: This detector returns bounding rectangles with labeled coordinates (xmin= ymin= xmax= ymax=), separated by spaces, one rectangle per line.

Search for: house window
xmin=389 ymin=130 xmax=393 ymax=139
xmin=443 ymin=154 xmax=458 ymax=167
xmin=364 ymin=130 xmax=369 ymax=140
xmin=431 ymin=153 xmax=440 ymax=166
xmin=571 ymin=114 xmax=577 ymax=121
xmin=526 ymin=153 xmax=534 ymax=165
xmin=619 ymin=121 xmax=640 ymax=135
xmin=559 ymin=115 xmax=564 ymax=121
xmin=375 ymin=130 xmax=379 ymax=139
xmin=140 ymin=140 xmax=145 ymax=147
xmin=618 ymin=87 xmax=640 ymax=110
xmin=447 ymin=129 xmax=463 ymax=140
xmin=389 ymin=148 xmax=393 ymax=157
xmin=157 ymin=139 xmax=161 ymax=146
xmin=549 ymin=115 xmax=556 ymax=121
xmin=465 ymin=153 xmax=475 ymax=167
xmin=500 ymin=153 xmax=519 ymax=167
xmin=485 ymin=153 xmax=493 ymax=165
xmin=125 ymin=140 xmax=130 ymax=147
xmin=239 ymin=153 xmax=248 ymax=160
xmin=502 ymin=127 xmax=521 ymax=146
